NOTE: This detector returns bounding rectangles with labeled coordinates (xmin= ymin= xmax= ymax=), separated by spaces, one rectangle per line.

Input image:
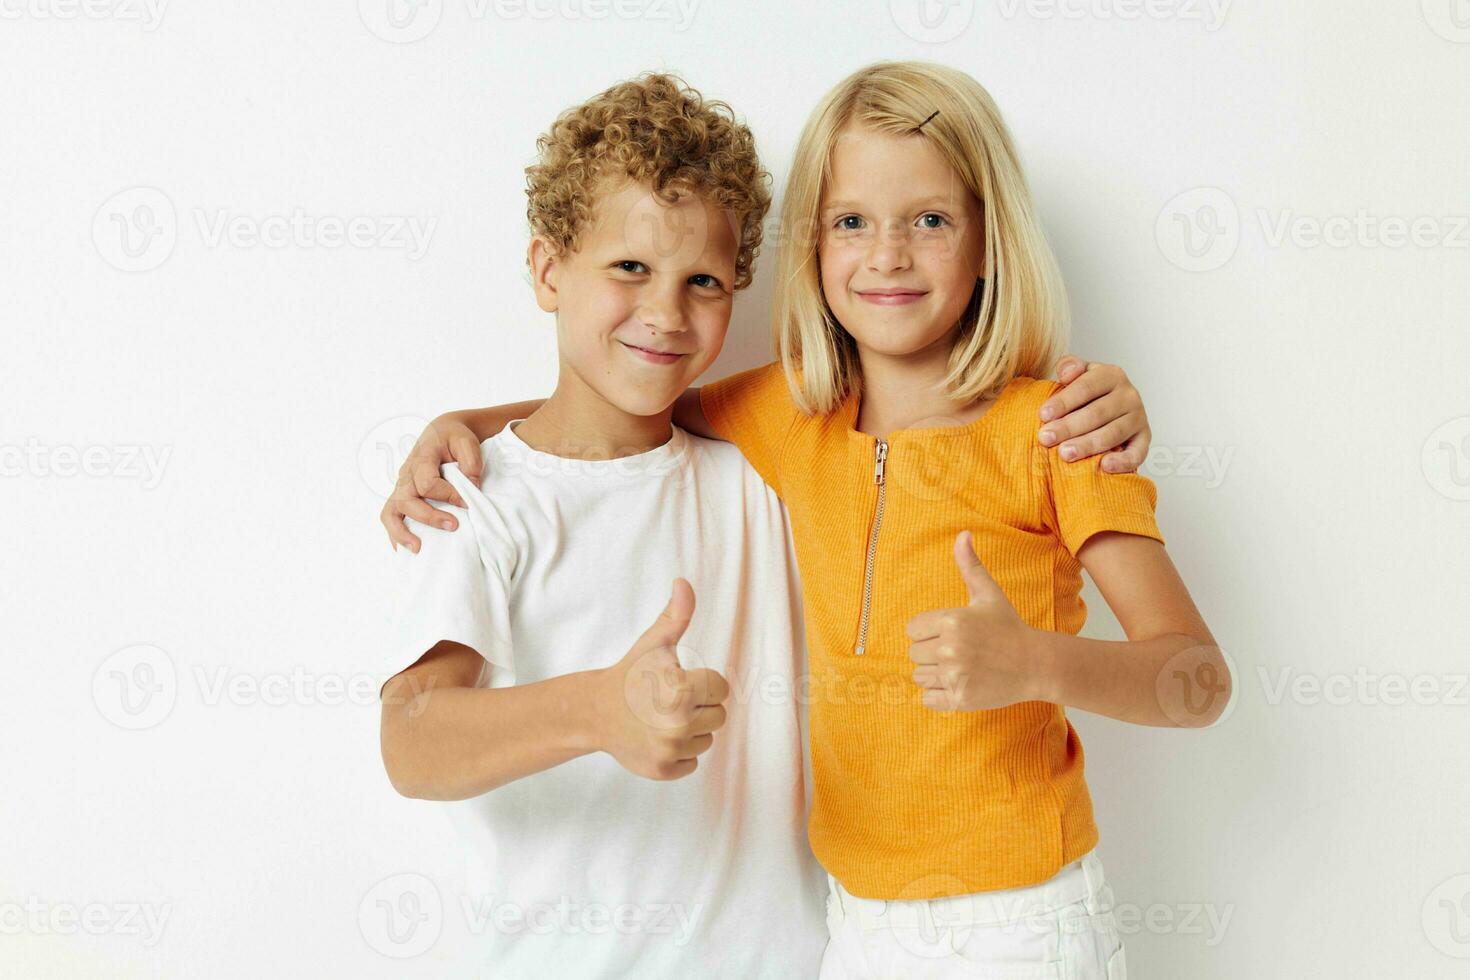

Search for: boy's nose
xmin=636 ymin=294 xmax=689 ymax=334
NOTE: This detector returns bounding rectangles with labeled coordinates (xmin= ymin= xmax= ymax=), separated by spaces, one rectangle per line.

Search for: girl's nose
xmin=866 ymin=224 xmax=913 ymax=273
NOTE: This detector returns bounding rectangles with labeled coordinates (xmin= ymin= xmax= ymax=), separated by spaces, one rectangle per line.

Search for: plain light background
xmin=2 ymin=1 xmax=1467 ymax=976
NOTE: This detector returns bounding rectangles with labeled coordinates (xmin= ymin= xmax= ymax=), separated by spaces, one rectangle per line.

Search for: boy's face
xmin=531 ymin=179 xmax=739 ymax=419
xmin=818 ymin=124 xmax=986 ymax=364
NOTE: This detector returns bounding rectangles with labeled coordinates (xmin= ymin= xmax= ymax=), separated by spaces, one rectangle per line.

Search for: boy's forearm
xmin=1028 ymin=630 xmax=1231 ymax=728
xmin=448 ymin=401 xmax=547 ymax=441
xmin=384 ymin=669 xmax=603 ymax=800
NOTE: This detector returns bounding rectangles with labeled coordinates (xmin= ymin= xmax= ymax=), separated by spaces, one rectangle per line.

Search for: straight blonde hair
xmin=772 ymin=61 xmax=1070 ymax=415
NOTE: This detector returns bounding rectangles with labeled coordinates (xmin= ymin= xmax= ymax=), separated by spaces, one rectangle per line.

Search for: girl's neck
xmin=854 ymin=339 xmax=994 ymax=439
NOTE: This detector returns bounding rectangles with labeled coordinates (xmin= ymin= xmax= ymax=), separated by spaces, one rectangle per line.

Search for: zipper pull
xmin=874 ymin=440 xmax=887 ymax=485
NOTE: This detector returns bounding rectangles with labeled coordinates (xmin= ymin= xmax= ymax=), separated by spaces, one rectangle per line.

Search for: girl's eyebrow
xmin=822 ymin=194 xmax=962 ymax=215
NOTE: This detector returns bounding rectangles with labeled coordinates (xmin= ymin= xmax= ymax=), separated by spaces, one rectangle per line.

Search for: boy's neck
xmin=513 ymin=375 xmax=676 ymax=461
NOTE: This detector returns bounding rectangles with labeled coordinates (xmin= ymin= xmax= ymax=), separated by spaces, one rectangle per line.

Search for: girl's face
xmin=818 ymin=123 xmax=986 ymax=365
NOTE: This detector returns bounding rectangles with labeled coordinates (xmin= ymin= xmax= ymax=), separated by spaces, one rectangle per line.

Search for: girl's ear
xmin=527 ymin=235 xmax=560 ymax=313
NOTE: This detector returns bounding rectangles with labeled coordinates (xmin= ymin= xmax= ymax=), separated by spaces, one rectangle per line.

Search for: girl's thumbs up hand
xmin=591 ymin=579 xmax=731 ymax=780
xmin=905 ymin=532 xmax=1041 ymax=712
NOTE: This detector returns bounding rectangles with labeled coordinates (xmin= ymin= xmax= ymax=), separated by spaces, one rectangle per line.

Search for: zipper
xmin=855 ymin=439 xmax=887 ymax=655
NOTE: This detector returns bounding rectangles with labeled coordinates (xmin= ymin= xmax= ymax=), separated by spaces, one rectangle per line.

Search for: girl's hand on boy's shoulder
xmin=1037 ymin=355 xmax=1152 ymax=474
xmin=381 ymin=413 xmax=487 ymax=553
xmin=906 ymin=532 xmax=1045 ymax=712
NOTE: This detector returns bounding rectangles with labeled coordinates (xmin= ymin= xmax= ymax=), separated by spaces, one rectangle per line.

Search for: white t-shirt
xmin=383 ymin=421 xmax=827 ymax=979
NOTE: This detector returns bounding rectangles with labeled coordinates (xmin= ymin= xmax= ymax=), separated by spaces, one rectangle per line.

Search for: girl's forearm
xmin=449 ymin=401 xmax=547 ymax=441
xmin=383 ymin=669 xmax=602 ymax=800
xmin=1029 ymin=630 xmax=1231 ymax=728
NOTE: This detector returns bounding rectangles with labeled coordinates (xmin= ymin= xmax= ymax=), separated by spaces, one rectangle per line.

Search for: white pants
xmin=818 ymin=850 xmax=1126 ymax=979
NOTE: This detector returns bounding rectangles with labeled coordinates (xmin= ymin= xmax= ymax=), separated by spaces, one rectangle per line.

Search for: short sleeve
xmin=1039 ymin=386 xmax=1165 ymax=556
xmin=699 ymin=362 xmax=800 ymax=495
xmin=379 ymin=462 xmax=517 ymax=697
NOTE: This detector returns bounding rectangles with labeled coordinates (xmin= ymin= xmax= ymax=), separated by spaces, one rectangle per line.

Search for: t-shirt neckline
xmin=500 ymin=418 xmax=690 ymax=478
xmin=842 ymin=376 xmax=1030 ymax=444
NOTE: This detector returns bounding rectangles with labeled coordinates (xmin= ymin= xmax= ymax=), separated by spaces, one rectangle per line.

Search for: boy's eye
xmin=918 ymin=213 xmax=948 ymax=229
xmin=835 ymin=215 xmax=865 ymax=231
xmin=689 ymin=273 xmax=723 ymax=290
xmin=614 ymin=260 xmax=648 ymax=274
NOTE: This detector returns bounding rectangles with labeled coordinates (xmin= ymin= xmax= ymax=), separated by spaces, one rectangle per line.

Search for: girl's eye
xmin=615 ymin=260 xmax=648 ymax=274
xmin=689 ymin=274 xmax=723 ymax=290
xmin=918 ymin=213 xmax=948 ymax=229
xmin=836 ymin=215 xmax=865 ymax=231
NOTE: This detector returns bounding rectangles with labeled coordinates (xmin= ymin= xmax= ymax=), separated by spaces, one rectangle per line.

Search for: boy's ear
xmin=527 ymin=235 xmax=560 ymax=314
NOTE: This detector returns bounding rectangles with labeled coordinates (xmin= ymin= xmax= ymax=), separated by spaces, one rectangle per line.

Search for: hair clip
xmin=914 ymin=110 xmax=940 ymax=132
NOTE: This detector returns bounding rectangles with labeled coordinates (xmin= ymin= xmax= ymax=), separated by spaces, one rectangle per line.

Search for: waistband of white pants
xmin=826 ymin=850 xmax=1110 ymax=930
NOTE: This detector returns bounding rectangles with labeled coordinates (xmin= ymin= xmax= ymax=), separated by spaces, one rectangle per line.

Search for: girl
xmin=386 ymin=62 xmax=1226 ymax=979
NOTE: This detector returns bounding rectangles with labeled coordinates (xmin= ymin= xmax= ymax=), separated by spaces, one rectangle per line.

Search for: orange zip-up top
xmin=701 ymin=363 xmax=1165 ymax=900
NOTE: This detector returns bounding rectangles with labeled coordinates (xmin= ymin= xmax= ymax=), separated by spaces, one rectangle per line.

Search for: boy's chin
xmin=603 ymin=387 xmax=684 ymax=420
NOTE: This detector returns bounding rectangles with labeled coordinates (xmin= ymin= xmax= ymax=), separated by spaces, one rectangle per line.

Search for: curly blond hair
xmin=525 ymin=72 xmax=771 ymax=290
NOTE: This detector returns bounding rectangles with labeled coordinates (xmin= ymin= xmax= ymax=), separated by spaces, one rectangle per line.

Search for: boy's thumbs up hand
xmin=905 ymin=532 xmax=1041 ymax=712
xmin=592 ymin=579 xmax=731 ymax=780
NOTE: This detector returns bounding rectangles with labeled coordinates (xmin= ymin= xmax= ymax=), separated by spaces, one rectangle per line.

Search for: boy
xmin=377 ymin=74 xmax=828 ymax=978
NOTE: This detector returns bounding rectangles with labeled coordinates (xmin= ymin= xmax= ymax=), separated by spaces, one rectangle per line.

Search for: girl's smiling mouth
xmin=855 ymin=288 xmax=928 ymax=306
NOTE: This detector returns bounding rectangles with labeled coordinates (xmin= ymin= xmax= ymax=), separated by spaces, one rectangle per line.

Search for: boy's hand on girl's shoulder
xmin=1038 ymin=355 xmax=1152 ymax=473
xmin=589 ymin=579 xmax=731 ymax=781
xmin=381 ymin=414 xmax=487 ymax=553
xmin=907 ymin=532 xmax=1044 ymax=712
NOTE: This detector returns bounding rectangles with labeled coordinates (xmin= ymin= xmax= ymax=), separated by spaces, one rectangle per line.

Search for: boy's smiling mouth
xmin=619 ymin=340 xmax=689 ymax=364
